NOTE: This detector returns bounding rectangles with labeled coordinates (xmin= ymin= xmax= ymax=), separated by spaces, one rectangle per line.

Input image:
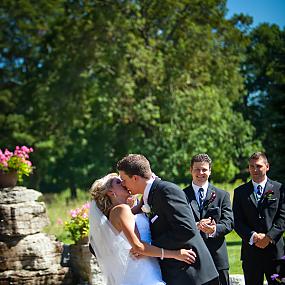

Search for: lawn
xmin=43 ymin=185 xmax=243 ymax=274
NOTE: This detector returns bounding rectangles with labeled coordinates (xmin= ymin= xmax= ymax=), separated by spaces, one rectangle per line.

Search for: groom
xmin=117 ymin=154 xmax=219 ymax=285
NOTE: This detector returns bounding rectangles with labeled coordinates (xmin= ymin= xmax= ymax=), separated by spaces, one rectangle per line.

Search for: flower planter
xmin=0 ymin=171 xmax=17 ymax=188
xmin=69 ymin=241 xmax=104 ymax=285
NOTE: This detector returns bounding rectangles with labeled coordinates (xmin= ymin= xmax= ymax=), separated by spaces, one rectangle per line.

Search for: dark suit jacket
xmin=232 ymin=178 xmax=285 ymax=262
xmin=148 ymin=179 xmax=218 ymax=285
xmin=183 ymin=183 xmax=234 ymax=270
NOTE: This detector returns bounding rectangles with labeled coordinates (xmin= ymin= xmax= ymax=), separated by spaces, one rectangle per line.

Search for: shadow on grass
xmin=227 ymin=241 xmax=242 ymax=246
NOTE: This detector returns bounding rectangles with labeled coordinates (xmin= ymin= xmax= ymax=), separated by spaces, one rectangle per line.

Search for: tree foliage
xmin=1 ymin=0 xmax=262 ymax=193
xmin=243 ymin=23 xmax=285 ymax=182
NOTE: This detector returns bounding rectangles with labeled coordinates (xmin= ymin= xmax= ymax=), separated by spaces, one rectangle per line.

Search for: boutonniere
xmin=264 ymin=190 xmax=274 ymax=199
xmin=141 ymin=203 xmax=153 ymax=217
xmin=259 ymin=190 xmax=275 ymax=206
xmin=203 ymin=192 xmax=216 ymax=208
xmin=262 ymin=190 xmax=276 ymax=202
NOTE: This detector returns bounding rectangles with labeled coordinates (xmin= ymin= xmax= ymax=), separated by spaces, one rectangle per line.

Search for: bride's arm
xmin=109 ymin=204 xmax=196 ymax=264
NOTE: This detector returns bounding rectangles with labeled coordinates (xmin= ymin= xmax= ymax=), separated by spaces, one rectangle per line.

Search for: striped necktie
xmin=198 ymin=188 xmax=204 ymax=211
xmin=256 ymin=185 xmax=263 ymax=201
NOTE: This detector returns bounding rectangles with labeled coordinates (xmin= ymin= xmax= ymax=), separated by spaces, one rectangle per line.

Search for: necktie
xmin=256 ymin=185 xmax=263 ymax=201
xmin=198 ymin=188 xmax=204 ymax=211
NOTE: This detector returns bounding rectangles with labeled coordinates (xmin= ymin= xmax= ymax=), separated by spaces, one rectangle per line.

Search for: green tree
xmin=1 ymin=0 xmax=261 ymax=194
xmin=243 ymin=23 xmax=285 ymax=182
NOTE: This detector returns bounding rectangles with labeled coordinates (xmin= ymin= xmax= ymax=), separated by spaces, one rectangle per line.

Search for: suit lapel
xmin=147 ymin=178 xmax=159 ymax=206
xmin=259 ymin=179 xmax=275 ymax=205
xmin=188 ymin=186 xmax=201 ymax=220
xmin=263 ymin=179 xmax=274 ymax=197
xmin=201 ymin=184 xmax=215 ymax=217
xmin=248 ymin=181 xmax=258 ymax=207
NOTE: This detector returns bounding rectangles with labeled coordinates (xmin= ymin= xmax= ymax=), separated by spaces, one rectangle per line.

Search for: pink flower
xmin=0 ymin=146 xmax=34 ymax=183
xmin=64 ymin=202 xmax=90 ymax=243
xmin=57 ymin=218 xmax=63 ymax=225
xmin=70 ymin=210 xmax=77 ymax=218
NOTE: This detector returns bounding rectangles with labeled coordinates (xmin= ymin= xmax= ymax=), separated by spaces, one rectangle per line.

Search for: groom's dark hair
xmin=117 ymin=154 xmax=152 ymax=179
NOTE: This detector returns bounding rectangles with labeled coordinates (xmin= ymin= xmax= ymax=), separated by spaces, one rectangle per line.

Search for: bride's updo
xmin=90 ymin=173 xmax=118 ymax=216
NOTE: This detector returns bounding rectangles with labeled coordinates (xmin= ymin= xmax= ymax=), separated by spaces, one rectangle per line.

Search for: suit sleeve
xmin=214 ymin=191 xmax=234 ymax=238
xmin=232 ymin=187 xmax=254 ymax=242
xmin=151 ymin=185 xmax=196 ymax=249
xmin=267 ymin=184 xmax=285 ymax=241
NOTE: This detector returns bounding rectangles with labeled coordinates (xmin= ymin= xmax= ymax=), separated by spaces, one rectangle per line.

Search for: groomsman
xmin=233 ymin=152 xmax=285 ymax=285
xmin=184 ymin=153 xmax=233 ymax=285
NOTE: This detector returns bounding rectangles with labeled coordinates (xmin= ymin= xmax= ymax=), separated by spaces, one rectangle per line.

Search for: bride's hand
xmin=176 ymin=249 xmax=196 ymax=264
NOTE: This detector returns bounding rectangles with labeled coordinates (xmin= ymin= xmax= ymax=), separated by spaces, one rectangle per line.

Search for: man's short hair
xmin=190 ymin=153 xmax=212 ymax=169
xmin=248 ymin=152 xmax=268 ymax=164
xmin=117 ymin=154 xmax=152 ymax=179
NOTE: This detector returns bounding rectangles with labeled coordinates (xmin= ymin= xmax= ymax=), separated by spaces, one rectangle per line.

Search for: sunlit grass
xmin=43 ymin=188 xmax=90 ymax=244
xmin=43 ymin=184 xmax=243 ymax=274
xmin=226 ymin=231 xmax=242 ymax=274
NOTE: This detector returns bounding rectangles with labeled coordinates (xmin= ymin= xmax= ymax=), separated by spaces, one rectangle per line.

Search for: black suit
xmin=148 ymin=179 xmax=219 ymax=285
xmin=183 ymin=183 xmax=234 ymax=285
xmin=233 ymin=179 xmax=285 ymax=285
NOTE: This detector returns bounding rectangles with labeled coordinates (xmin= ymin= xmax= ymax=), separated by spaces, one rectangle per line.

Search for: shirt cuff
xmin=249 ymin=232 xmax=256 ymax=245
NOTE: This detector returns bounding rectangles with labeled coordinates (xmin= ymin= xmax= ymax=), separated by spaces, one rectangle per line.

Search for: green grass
xmin=216 ymin=181 xmax=243 ymax=274
xmin=43 ymin=184 xmax=243 ymax=274
xmin=43 ymin=188 xmax=90 ymax=244
xmin=226 ymin=231 xmax=242 ymax=274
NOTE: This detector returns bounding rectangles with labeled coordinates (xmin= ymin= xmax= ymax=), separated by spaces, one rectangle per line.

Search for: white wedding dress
xmin=89 ymin=201 xmax=165 ymax=285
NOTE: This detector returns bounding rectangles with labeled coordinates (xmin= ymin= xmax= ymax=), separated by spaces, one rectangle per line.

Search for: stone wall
xmin=0 ymin=186 xmax=71 ymax=285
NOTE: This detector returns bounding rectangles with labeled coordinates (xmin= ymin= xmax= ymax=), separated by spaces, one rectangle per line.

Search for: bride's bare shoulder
xmin=110 ymin=204 xmax=133 ymax=220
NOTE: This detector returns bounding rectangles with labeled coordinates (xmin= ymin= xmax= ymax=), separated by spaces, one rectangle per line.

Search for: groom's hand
xmin=130 ymin=248 xmax=143 ymax=259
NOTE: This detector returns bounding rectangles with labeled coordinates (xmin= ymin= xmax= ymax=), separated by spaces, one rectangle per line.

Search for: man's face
xmin=119 ymin=171 xmax=140 ymax=195
xmin=190 ymin=161 xmax=211 ymax=187
xmin=248 ymin=157 xmax=269 ymax=183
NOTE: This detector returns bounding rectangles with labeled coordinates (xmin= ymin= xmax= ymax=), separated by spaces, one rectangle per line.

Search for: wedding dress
xmin=89 ymin=201 xmax=165 ymax=285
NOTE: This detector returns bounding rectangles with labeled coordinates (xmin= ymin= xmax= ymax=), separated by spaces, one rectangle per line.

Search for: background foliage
xmin=1 ymin=0 xmax=284 ymax=196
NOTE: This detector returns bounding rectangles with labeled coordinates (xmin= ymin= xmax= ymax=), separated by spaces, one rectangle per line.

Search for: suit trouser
xmin=203 ymin=277 xmax=220 ymax=285
xmin=242 ymin=257 xmax=277 ymax=285
xmin=217 ymin=269 xmax=229 ymax=285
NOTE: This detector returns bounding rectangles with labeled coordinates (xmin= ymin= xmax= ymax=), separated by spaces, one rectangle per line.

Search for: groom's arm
xmin=151 ymin=184 xmax=197 ymax=249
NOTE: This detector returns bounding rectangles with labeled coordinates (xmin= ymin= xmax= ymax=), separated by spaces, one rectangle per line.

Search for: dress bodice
xmin=135 ymin=213 xmax=152 ymax=243
xmin=120 ymin=213 xmax=165 ymax=285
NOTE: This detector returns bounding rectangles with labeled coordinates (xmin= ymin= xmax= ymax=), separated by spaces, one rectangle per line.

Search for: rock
xmin=0 ymin=186 xmax=43 ymax=204
xmin=0 ymin=201 xmax=49 ymax=236
xmin=230 ymin=274 xmax=245 ymax=285
xmin=0 ymin=233 xmax=62 ymax=271
xmin=0 ymin=265 xmax=71 ymax=285
xmin=0 ymin=186 xmax=71 ymax=284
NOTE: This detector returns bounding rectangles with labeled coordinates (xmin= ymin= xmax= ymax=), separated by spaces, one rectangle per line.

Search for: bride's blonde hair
xmin=89 ymin=173 xmax=118 ymax=217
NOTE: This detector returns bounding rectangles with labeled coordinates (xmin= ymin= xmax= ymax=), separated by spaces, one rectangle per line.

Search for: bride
xmin=89 ymin=173 xmax=196 ymax=285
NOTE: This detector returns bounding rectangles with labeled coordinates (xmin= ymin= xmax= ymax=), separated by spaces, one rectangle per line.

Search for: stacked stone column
xmin=0 ymin=186 xmax=71 ymax=285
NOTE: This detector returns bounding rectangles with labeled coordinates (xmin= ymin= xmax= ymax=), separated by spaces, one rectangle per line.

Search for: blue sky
xmin=226 ymin=0 xmax=285 ymax=28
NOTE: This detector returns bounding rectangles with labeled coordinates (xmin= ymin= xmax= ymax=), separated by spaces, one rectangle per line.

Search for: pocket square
xmin=151 ymin=215 xmax=158 ymax=223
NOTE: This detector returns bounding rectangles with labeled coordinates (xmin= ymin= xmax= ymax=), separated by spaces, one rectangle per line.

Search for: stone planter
xmin=69 ymin=242 xmax=105 ymax=285
xmin=0 ymin=171 xmax=17 ymax=188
